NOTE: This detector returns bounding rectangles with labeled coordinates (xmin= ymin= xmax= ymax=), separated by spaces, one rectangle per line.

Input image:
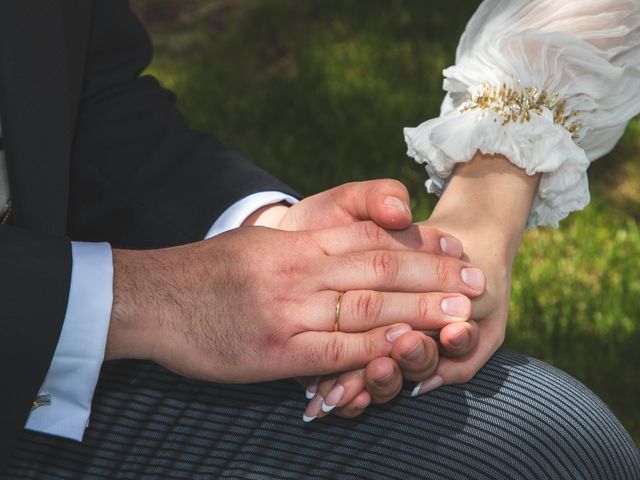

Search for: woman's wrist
xmin=428 ymin=204 xmax=522 ymax=266
xmin=429 ymin=151 xmax=540 ymax=263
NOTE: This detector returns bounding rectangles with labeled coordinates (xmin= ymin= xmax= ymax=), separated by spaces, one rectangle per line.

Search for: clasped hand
xmin=107 ymin=180 xmax=501 ymax=421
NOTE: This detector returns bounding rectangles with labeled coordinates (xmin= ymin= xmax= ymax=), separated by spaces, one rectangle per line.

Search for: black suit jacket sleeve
xmin=1 ymin=0 xmax=297 ymax=469
xmin=67 ymin=1 xmax=297 ymax=248
xmin=0 ymin=226 xmax=71 ymax=468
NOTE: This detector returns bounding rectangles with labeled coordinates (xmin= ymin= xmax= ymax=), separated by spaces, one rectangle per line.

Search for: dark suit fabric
xmin=0 ymin=0 xmax=294 ymax=468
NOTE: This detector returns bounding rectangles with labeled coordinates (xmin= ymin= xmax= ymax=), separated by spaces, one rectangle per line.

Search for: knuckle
xmin=371 ymin=251 xmax=398 ymax=284
xmin=363 ymin=332 xmax=379 ymax=358
xmin=271 ymin=253 xmax=312 ymax=282
xmin=417 ymin=294 xmax=436 ymax=320
xmin=361 ymin=221 xmax=388 ymax=247
xmin=435 ymin=257 xmax=454 ymax=285
xmin=380 ymin=178 xmax=406 ymax=194
xmin=354 ymin=291 xmax=384 ymax=327
xmin=324 ymin=336 xmax=344 ymax=365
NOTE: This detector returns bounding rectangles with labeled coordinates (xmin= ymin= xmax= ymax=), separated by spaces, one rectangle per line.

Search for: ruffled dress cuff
xmin=405 ymin=0 xmax=640 ymax=228
xmin=404 ymin=84 xmax=590 ymax=228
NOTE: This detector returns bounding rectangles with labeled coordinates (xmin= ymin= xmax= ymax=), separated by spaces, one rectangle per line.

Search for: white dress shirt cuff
xmin=205 ymin=191 xmax=298 ymax=239
xmin=24 ymin=191 xmax=296 ymax=442
xmin=25 ymin=241 xmax=113 ymax=441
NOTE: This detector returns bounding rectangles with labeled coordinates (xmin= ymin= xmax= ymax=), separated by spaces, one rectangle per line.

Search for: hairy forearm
xmin=107 ymin=247 xmax=184 ymax=362
xmin=106 ymin=248 xmax=152 ymax=361
xmin=106 ymin=203 xmax=290 ymax=361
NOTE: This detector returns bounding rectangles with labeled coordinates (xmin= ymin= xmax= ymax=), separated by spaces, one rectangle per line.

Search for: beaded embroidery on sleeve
xmin=461 ymin=84 xmax=582 ymax=141
xmin=403 ymin=0 xmax=640 ymax=227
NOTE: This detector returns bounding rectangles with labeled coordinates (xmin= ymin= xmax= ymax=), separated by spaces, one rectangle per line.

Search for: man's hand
xmin=243 ymin=179 xmax=414 ymax=232
xmin=105 ymin=219 xmax=482 ymax=384
xmin=277 ymin=180 xmax=414 ymax=231
xmin=240 ymin=179 xmax=483 ymax=419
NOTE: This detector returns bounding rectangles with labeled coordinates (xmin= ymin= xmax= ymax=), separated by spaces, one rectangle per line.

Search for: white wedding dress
xmin=405 ymin=0 xmax=640 ymax=227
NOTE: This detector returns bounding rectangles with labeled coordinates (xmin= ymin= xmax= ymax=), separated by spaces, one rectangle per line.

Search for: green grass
xmin=132 ymin=0 xmax=640 ymax=443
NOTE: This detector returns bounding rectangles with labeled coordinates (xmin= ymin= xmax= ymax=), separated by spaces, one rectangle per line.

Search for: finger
xmin=287 ymin=323 xmax=412 ymax=377
xmin=325 ymin=250 xmax=485 ymax=296
xmin=411 ymin=321 xmax=504 ymax=397
xmin=333 ymin=391 xmax=372 ymax=419
xmin=298 ymin=376 xmax=320 ymax=399
xmin=303 ymin=375 xmax=337 ymax=422
xmin=390 ymin=331 xmax=439 ymax=382
xmin=313 ymin=221 xmax=463 ymax=258
xmin=438 ymin=320 xmax=480 ymax=358
xmin=363 ymin=357 xmax=403 ymax=404
xmin=321 ymin=369 xmax=367 ymax=415
xmin=327 ymin=179 xmax=413 ymax=230
xmin=309 ymin=369 xmax=368 ymax=420
xmin=313 ymin=291 xmax=471 ymax=333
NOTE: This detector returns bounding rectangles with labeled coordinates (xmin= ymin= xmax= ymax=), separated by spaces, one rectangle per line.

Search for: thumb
xmin=287 ymin=323 xmax=412 ymax=376
xmin=278 ymin=179 xmax=412 ymax=231
xmin=333 ymin=179 xmax=412 ymax=230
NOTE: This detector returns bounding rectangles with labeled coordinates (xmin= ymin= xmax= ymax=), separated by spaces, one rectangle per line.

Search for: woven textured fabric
xmin=4 ymin=349 xmax=639 ymax=479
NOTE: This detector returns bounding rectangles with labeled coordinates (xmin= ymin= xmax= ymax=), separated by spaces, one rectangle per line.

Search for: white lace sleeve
xmin=404 ymin=0 xmax=640 ymax=227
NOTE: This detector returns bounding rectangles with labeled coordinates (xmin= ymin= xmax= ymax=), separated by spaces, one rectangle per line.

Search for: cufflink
xmin=31 ymin=394 xmax=52 ymax=411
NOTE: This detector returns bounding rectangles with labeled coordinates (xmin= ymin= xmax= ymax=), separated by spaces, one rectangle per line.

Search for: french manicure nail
xmin=410 ymin=382 xmax=422 ymax=397
xmin=383 ymin=196 xmax=411 ymax=216
xmin=441 ymin=296 xmax=470 ymax=318
xmin=411 ymin=375 xmax=444 ymax=397
xmin=461 ymin=267 xmax=485 ymax=291
xmin=440 ymin=236 xmax=462 ymax=257
xmin=321 ymin=384 xmax=344 ymax=413
xmin=386 ymin=325 xmax=411 ymax=343
xmin=305 ymin=377 xmax=319 ymax=400
xmin=303 ymin=394 xmax=324 ymax=423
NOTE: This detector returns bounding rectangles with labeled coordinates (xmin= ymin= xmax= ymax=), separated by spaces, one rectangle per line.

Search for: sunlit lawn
xmin=133 ymin=0 xmax=640 ymax=444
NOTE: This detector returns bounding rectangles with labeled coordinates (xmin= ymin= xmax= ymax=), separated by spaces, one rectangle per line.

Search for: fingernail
xmin=461 ymin=267 xmax=485 ymax=291
xmin=440 ymin=236 xmax=462 ymax=257
xmin=386 ymin=325 xmax=411 ymax=343
xmin=450 ymin=326 xmax=470 ymax=348
xmin=321 ymin=384 xmax=345 ymax=413
xmin=356 ymin=398 xmax=371 ymax=410
xmin=305 ymin=377 xmax=319 ymax=400
xmin=440 ymin=296 xmax=470 ymax=318
xmin=303 ymin=394 xmax=324 ymax=422
xmin=411 ymin=375 xmax=444 ymax=397
xmin=402 ymin=339 xmax=425 ymax=362
xmin=383 ymin=196 xmax=411 ymax=216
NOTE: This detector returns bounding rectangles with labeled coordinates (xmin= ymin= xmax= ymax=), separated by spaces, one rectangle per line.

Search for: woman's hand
xmin=410 ymin=216 xmax=514 ymax=395
xmin=306 ymin=152 xmax=539 ymax=418
xmin=411 ymin=152 xmax=540 ymax=394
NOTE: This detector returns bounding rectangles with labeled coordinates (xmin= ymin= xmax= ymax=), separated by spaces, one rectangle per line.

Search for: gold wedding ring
xmin=335 ymin=291 xmax=345 ymax=332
